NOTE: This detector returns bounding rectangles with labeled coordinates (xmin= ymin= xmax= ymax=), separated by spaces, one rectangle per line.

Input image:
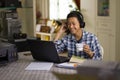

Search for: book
xmin=69 ymin=55 xmax=86 ymax=63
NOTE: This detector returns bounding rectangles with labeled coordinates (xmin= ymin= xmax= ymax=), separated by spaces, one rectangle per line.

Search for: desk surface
xmin=0 ymin=52 xmax=76 ymax=80
xmin=0 ymin=52 xmax=119 ymax=80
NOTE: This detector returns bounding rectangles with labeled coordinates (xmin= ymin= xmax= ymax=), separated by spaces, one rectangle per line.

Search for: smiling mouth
xmin=70 ymin=28 xmax=75 ymax=31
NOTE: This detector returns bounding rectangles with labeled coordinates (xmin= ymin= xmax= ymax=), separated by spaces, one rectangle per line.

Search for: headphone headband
xmin=67 ymin=11 xmax=85 ymax=28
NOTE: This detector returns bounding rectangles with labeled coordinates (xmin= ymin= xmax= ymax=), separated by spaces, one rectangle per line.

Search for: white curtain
xmin=36 ymin=0 xmax=49 ymax=19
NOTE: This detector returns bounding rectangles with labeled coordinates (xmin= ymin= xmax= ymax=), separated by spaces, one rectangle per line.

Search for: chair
xmin=100 ymin=45 xmax=104 ymax=59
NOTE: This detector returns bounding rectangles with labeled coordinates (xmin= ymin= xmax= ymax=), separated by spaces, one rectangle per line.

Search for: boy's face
xmin=67 ymin=17 xmax=81 ymax=34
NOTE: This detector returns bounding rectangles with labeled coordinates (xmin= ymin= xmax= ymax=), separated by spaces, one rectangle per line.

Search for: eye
xmin=67 ymin=23 xmax=71 ymax=26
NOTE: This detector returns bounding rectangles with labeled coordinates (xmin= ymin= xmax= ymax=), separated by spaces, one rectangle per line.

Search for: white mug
xmin=76 ymin=43 xmax=84 ymax=52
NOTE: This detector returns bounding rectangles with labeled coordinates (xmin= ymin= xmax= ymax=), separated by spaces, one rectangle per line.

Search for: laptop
xmin=27 ymin=39 xmax=70 ymax=63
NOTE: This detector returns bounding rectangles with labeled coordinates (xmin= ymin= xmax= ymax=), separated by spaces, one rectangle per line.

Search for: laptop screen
xmin=27 ymin=39 xmax=63 ymax=63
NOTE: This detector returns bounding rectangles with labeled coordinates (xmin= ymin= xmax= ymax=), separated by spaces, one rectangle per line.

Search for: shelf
xmin=36 ymin=32 xmax=53 ymax=36
xmin=17 ymin=7 xmax=33 ymax=9
xmin=0 ymin=7 xmax=17 ymax=10
xmin=36 ymin=32 xmax=55 ymax=41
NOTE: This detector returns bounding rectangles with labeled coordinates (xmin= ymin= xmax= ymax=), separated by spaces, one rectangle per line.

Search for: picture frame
xmin=97 ymin=0 xmax=109 ymax=16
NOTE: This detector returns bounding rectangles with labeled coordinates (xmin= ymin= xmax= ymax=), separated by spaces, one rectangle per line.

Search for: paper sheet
xmin=25 ymin=62 xmax=53 ymax=70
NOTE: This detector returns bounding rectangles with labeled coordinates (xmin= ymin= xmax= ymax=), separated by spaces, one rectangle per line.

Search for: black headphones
xmin=67 ymin=11 xmax=85 ymax=28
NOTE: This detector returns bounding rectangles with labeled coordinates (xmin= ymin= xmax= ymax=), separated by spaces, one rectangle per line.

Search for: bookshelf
xmin=36 ymin=32 xmax=55 ymax=41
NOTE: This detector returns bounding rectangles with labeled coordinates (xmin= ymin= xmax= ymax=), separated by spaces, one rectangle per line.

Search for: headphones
xmin=67 ymin=11 xmax=85 ymax=28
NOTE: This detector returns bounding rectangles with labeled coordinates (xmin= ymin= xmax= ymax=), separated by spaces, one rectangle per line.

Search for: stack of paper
xmin=25 ymin=62 xmax=53 ymax=70
xmin=55 ymin=62 xmax=78 ymax=69
xmin=56 ymin=55 xmax=86 ymax=69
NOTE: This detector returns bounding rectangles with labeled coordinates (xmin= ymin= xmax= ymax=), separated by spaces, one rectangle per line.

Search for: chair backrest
xmin=100 ymin=45 xmax=104 ymax=59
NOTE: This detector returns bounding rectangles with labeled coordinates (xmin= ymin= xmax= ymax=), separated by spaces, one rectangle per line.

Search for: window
xmin=49 ymin=0 xmax=78 ymax=20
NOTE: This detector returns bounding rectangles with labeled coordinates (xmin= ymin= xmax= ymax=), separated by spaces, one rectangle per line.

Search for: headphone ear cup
xmin=80 ymin=22 xmax=85 ymax=28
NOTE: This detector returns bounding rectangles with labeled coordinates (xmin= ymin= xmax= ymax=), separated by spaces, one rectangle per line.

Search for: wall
xmin=81 ymin=0 xmax=120 ymax=61
xmin=17 ymin=0 xmax=36 ymax=37
xmin=19 ymin=0 xmax=120 ymax=61
xmin=116 ymin=0 xmax=120 ymax=61
xmin=81 ymin=0 xmax=96 ymax=34
xmin=96 ymin=0 xmax=116 ymax=61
